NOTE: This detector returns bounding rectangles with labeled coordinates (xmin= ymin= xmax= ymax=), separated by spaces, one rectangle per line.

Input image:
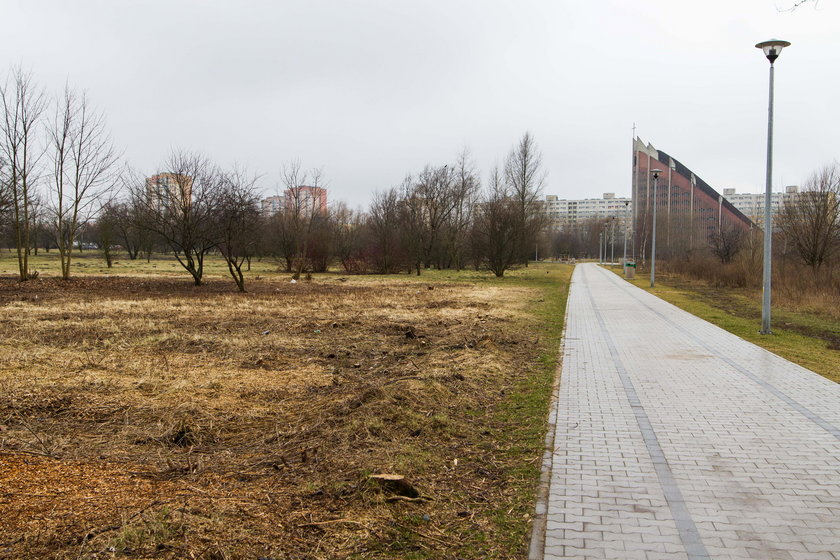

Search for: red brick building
xmin=632 ymin=138 xmax=753 ymax=260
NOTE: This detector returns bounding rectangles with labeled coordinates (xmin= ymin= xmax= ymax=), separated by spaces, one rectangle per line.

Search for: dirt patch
xmin=0 ymin=274 xmax=551 ymax=559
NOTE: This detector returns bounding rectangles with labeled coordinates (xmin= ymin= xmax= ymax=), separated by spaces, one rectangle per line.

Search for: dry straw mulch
xmin=0 ymin=274 xmax=549 ymax=559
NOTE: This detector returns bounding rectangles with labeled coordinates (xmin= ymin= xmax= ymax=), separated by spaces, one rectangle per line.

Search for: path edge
xmin=527 ymin=269 xmax=574 ymax=559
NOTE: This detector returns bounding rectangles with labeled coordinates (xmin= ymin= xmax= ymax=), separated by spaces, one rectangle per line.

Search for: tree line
xmin=0 ymin=67 xmax=548 ymax=291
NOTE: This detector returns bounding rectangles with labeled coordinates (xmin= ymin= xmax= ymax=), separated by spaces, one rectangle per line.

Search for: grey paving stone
xmin=536 ymin=264 xmax=840 ymax=559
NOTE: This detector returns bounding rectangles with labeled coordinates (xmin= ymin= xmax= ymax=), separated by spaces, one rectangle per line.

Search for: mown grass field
xmin=0 ymin=251 xmax=572 ymax=559
xmin=606 ymin=264 xmax=840 ymax=384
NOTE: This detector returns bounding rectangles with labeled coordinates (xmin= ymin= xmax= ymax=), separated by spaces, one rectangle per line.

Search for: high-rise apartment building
xmin=145 ymin=173 xmax=193 ymax=210
xmin=261 ymin=195 xmax=284 ymax=215
xmin=261 ymin=186 xmax=328 ymax=216
xmin=285 ymin=186 xmax=328 ymax=215
xmin=542 ymin=193 xmax=633 ymax=229
xmin=721 ymin=186 xmax=799 ymax=226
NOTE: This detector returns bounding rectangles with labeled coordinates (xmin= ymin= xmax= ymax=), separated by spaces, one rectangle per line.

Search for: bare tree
xmin=215 ymin=167 xmax=261 ymax=291
xmin=368 ymin=187 xmax=405 ymax=273
xmin=778 ymin=164 xmax=840 ymax=272
xmin=95 ymin=201 xmax=117 ymax=267
xmin=0 ymin=157 xmax=9 ymax=221
xmin=709 ymin=223 xmax=744 ymax=264
xmin=280 ymin=161 xmax=327 ymax=279
xmin=27 ymin=192 xmax=47 ymax=255
xmin=779 ymin=0 xmax=819 ymax=11
xmin=0 ymin=68 xmax=47 ymax=280
xmin=266 ymin=209 xmax=297 ymax=272
xmin=473 ymin=166 xmax=519 ymax=277
xmin=306 ymin=210 xmax=334 ymax=273
xmin=504 ymin=132 xmax=548 ymax=265
xmin=104 ymin=187 xmax=149 ymax=260
xmin=332 ymin=202 xmax=368 ymax=273
xmin=48 ymin=86 xmax=118 ymax=279
xmin=406 ymin=164 xmax=458 ymax=271
xmin=133 ymin=151 xmax=221 ymax=285
xmin=443 ymin=148 xmax=480 ymax=270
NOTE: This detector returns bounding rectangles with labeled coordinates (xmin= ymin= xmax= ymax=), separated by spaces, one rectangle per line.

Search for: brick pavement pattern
xmin=537 ymin=263 xmax=840 ymax=560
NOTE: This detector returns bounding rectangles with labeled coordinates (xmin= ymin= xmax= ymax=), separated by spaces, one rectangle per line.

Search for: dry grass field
xmin=0 ymin=257 xmax=572 ymax=559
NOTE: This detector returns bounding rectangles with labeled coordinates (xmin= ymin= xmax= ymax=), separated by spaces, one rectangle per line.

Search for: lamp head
xmin=651 ymin=168 xmax=662 ymax=179
xmin=755 ymin=39 xmax=791 ymax=64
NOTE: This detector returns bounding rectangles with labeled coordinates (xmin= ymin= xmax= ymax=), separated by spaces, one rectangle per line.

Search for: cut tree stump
xmin=368 ymin=473 xmax=420 ymax=498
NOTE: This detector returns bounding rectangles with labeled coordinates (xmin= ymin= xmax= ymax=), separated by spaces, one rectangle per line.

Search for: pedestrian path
xmin=532 ymin=263 xmax=840 ymax=560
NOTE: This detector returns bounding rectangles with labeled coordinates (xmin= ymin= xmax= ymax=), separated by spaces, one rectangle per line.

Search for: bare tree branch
xmin=0 ymin=67 xmax=47 ymax=280
xmin=48 ymin=85 xmax=119 ymax=279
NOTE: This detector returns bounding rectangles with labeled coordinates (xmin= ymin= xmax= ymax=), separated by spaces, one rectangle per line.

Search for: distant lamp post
xmin=650 ymin=169 xmax=662 ymax=288
xmin=755 ymin=38 xmax=790 ymax=335
xmin=599 ymin=231 xmax=604 ymax=264
xmin=623 ymin=200 xmax=630 ymax=266
xmin=603 ymin=225 xmax=608 ymax=264
xmin=603 ymin=222 xmax=610 ymax=264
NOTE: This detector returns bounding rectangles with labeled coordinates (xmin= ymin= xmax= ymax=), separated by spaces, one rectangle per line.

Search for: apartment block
xmin=285 ymin=185 xmax=328 ymax=215
xmin=542 ymin=193 xmax=633 ymax=229
xmin=145 ymin=173 xmax=193 ymax=209
xmin=261 ymin=195 xmax=284 ymax=215
xmin=261 ymin=186 xmax=328 ymax=216
xmin=721 ymin=186 xmax=799 ymax=226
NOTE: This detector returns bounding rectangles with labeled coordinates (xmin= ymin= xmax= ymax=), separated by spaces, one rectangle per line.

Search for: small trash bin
xmin=624 ymin=261 xmax=636 ymax=278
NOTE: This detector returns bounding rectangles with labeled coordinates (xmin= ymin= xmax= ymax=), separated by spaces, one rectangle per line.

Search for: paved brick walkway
xmin=533 ymin=263 xmax=840 ymax=560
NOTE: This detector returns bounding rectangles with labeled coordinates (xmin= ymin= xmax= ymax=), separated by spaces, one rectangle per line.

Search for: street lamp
xmin=599 ymin=231 xmax=603 ymax=264
xmin=603 ymin=225 xmax=608 ymax=264
xmin=755 ymin=38 xmax=790 ymax=334
xmin=610 ymin=216 xmax=616 ymax=265
xmin=623 ymin=200 xmax=630 ymax=267
xmin=650 ymin=169 xmax=662 ymax=288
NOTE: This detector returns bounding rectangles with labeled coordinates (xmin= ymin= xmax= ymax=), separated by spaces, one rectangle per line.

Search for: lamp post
xmin=623 ymin=200 xmax=630 ymax=267
xmin=755 ymin=38 xmax=790 ymax=335
xmin=650 ymin=169 xmax=662 ymax=288
xmin=603 ymin=226 xmax=608 ymax=264
xmin=599 ymin=231 xmax=603 ymax=264
xmin=610 ymin=217 xmax=615 ymax=265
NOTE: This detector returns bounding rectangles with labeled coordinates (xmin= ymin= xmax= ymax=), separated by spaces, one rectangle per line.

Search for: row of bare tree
xmin=0 ymin=67 xmax=118 ymax=281
xmin=287 ymin=133 xmax=546 ymax=279
xmin=89 ymin=136 xmax=547 ymax=291
xmin=363 ymin=137 xmax=546 ymax=278
xmin=1 ymin=65 xmax=549 ymax=289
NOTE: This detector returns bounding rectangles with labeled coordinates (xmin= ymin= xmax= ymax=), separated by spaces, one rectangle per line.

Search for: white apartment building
xmin=261 ymin=195 xmax=284 ymax=215
xmin=721 ymin=185 xmax=798 ymax=225
xmin=542 ymin=193 xmax=632 ymax=229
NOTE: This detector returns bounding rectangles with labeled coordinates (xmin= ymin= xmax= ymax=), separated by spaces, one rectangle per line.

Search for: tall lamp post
xmin=603 ymin=225 xmax=608 ymax=264
xmin=599 ymin=231 xmax=603 ymax=264
xmin=650 ymin=169 xmax=662 ymax=288
xmin=623 ymin=200 xmax=630 ymax=267
xmin=755 ymin=38 xmax=790 ymax=335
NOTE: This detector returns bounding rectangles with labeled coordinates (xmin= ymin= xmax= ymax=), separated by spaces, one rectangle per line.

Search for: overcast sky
xmin=1 ymin=0 xmax=836 ymax=207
